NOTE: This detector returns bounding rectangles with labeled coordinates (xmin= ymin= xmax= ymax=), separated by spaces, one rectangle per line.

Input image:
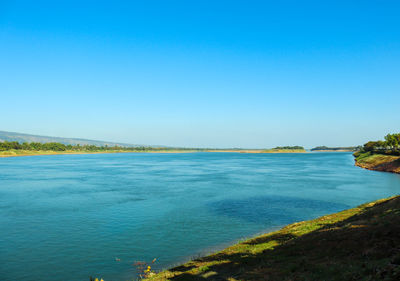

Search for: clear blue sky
xmin=1 ymin=1 xmax=399 ymax=148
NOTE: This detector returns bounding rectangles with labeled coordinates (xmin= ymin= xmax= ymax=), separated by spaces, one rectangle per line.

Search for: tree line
xmin=0 ymin=141 xmax=168 ymax=152
xmin=361 ymin=133 xmax=400 ymax=155
xmin=274 ymin=146 xmax=305 ymax=150
xmin=311 ymin=146 xmax=361 ymax=151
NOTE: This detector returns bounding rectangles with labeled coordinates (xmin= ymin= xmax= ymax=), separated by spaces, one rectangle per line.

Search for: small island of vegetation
xmin=261 ymin=146 xmax=306 ymax=153
xmin=354 ymin=133 xmax=400 ymax=174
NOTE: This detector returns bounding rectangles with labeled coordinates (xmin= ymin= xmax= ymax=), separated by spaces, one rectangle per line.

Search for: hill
xmin=0 ymin=130 xmax=137 ymax=147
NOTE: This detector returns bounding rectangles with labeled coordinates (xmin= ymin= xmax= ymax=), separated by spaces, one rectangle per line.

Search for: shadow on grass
xmin=162 ymin=196 xmax=400 ymax=281
xmin=169 ymin=265 xmax=197 ymax=273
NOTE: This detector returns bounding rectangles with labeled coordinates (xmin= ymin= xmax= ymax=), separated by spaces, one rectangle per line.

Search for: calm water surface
xmin=1 ymin=152 xmax=400 ymax=280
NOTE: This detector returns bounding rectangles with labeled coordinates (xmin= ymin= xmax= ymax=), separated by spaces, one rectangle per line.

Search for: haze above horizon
xmin=1 ymin=1 xmax=399 ymax=148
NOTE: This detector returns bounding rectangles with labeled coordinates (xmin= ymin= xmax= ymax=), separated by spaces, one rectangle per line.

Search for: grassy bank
xmin=352 ymin=133 xmax=400 ymax=174
xmin=354 ymin=151 xmax=400 ymax=174
xmin=146 ymin=195 xmax=400 ymax=280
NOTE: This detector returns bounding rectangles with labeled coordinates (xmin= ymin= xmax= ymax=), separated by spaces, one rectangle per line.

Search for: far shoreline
xmin=311 ymin=149 xmax=354 ymax=152
xmin=0 ymin=149 xmax=308 ymax=158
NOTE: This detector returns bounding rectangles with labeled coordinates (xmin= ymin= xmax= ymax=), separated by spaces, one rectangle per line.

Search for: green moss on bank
xmin=146 ymin=196 xmax=400 ymax=281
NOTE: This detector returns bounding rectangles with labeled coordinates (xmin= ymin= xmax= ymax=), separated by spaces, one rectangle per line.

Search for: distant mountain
xmin=0 ymin=130 xmax=138 ymax=147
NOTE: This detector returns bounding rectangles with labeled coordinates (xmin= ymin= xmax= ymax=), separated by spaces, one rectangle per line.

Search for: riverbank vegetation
xmin=0 ymin=141 xmax=202 ymax=157
xmin=0 ymin=141 xmax=173 ymax=152
xmin=0 ymin=141 xmax=307 ymax=157
xmin=145 ymin=195 xmax=400 ymax=281
xmin=311 ymin=146 xmax=361 ymax=152
xmin=354 ymin=133 xmax=400 ymax=173
xmin=358 ymin=133 xmax=400 ymax=156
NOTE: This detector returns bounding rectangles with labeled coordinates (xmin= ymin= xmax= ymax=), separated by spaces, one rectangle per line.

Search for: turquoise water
xmin=1 ymin=152 xmax=400 ymax=281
